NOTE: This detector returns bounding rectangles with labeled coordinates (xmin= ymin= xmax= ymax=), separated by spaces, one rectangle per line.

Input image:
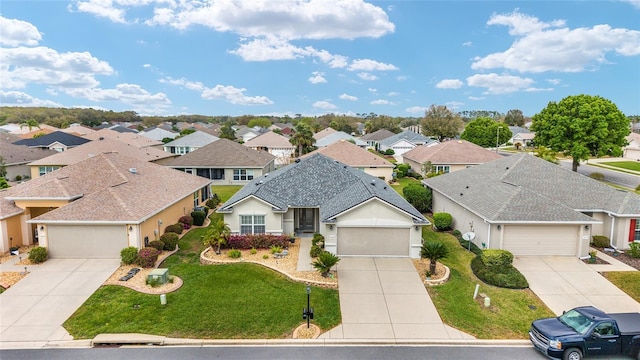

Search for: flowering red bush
xmin=179 ymin=215 xmax=194 ymax=226
xmin=137 ymin=247 xmax=160 ymax=268
xmin=225 ymin=234 xmax=291 ymax=250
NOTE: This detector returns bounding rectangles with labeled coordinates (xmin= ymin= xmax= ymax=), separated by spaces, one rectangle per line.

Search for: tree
xmin=0 ymin=155 xmax=6 ymax=178
xmin=421 ymin=105 xmax=464 ymax=141
xmin=402 ymin=183 xmax=432 ymax=213
xmin=504 ymin=109 xmax=525 ymax=127
xmin=247 ymin=117 xmax=272 ymax=129
xmin=202 ymin=219 xmax=230 ymax=255
xmin=0 ymin=177 xmax=9 ymax=189
xmin=531 ymin=95 xmax=630 ymax=172
xmin=329 ymin=117 xmax=356 ymax=134
xmin=460 ymin=117 xmax=511 ymax=148
xmin=289 ymin=123 xmax=315 ymax=156
xmin=219 ymin=122 xmax=236 ymax=141
xmin=421 ymin=241 xmax=449 ymax=274
xmin=19 ymin=119 xmax=40 ymax=132
xmin=535 ymin=146 xmax=558 ymax=164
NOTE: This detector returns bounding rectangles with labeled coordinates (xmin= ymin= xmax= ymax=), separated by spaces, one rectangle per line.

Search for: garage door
xmin=337 ymin=227 xmax=410 ymax=257
xmin=47 ymin=225 xmax=127 ymax=259
xmin=502 ymin=225 xmax=579 ymax=256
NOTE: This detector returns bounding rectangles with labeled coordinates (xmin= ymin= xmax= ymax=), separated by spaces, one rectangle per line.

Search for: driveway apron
xmin=513 ymin=256 xmax=640 ymax=315
xmin=0 ymin=258 xmax=120 ymax=344
xmin=321 ymin=257 xmax=472 ymax=340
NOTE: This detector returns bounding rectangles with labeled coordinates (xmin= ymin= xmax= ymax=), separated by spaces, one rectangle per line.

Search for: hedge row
xmin=471 ymin=256 xmax=529 ymax=289
xmin=224 ymin=234 xmax=292 ymax=250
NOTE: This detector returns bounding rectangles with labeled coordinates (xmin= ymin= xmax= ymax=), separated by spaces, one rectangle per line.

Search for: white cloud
xmin=621 ymin=0 xmax=640 ymax=8
xmin=71 ymin=0 xmax=128 ymax=23
xmin=405 ymin=106 xmax=428 ymax=114
xmin=462 ymin=41 xmax=472 ymax=47
xmin=0 ymin=16 xmax=42 ymax=46
xmin=229 ymin=37 xmax=307 ymax=61
xmin=546 ymin=78 xmax=561 ymax=85
xmin=388 ymin=91 xmax=400 ymax=96
xmin=357 ymin=72 xmax=378 ymax=81
xmin=308 ymin=71 xmax=327 ymax=84
xmin=202 ymin=85 xmax=273 ymax=105
xmin=435 ymin=79 xmax=464 ymax=89
xmin=370 ymin=99 xmax=394 ymax=105
xmin=466 ymin=73 xmax=535 ymax=94
xmin=348 ymin=59 xmax=398 ymax=71
xmin=159 ymin=77 xmax=206 ymax=92
xmin=445 ymin=101 xmax=464 ymax=109
xmin=473 ymin=11 xmax=640 ymax=73
xmin=0 ymin=90 xmax=63 ymax=107
xmin=525 ymin=87 xmax=554 ymax=92
xmin=368 ymin=88 xmax=377 ymax=93
xmin=62 ymin=83 xmax=172 ymax=115
xmin=339 ymin=93 xmax=358 ymax=101
xmin=396 ymin=75 xmax=408 ymax=81
xmin=313 ymin=100 xmax=337 ymax=110
xmin=310 ymin=48 xmax=349 ymax=68
xmin=468 ymin=96 xmax=485 ymax=100
xmin=143 ymin=63 xmax=151 ymax=68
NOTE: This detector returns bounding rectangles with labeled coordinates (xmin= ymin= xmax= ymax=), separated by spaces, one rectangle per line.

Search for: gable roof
xmin=220 ymin=153 xmax=428 ymax=224
xmin=244 ymin=131 xmax=294 ymax=148
xmin=139 ymin=127 xmax=179 ymax=141
xmin=379 ymin=130 xmax=436 ymax=147
xmin=302 ymin=140 xmax=394 ymax=167
xmin=84 ymin=128 xmax=163 ymax=148
xmin=315 ymin=131 xmax=367 ymax=147
xmin=313 ymin=127 xmax=337 ymax=140
xmin=59 ymin=125 xmax=96 ymax=137
xmin=402 ymin=140 xmax=502 ymax=165
xmin=361 ymin=129 xmax=396 ymax=141
xmin=424 ymin=153 xmax=640 ymax=223
xmin=165 ymin=138 xmax=275 ymax=168
xmin=28 ymin=137 xmax=176 ymax=166
xmin=2 ymin=152 xmax=210 ymax=223
xmin=13 ymin=131 xmax=90 ymax=148
xmin=0 ymin=136 xmax=57 ymax=166
xmin=163 ymin=131 xmax=219 ymax=147
xmin=508 ymin=126 xmax=531 ymax=135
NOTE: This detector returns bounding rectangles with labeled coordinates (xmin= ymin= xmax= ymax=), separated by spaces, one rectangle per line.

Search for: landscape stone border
xmin=424 ymin=264 xmax=450 ymax=286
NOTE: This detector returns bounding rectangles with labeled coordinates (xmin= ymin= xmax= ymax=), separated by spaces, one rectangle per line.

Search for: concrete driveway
xmin=513 ymin=256 xmax=640 ymax=315
xmin=0 ymin=258 xmax=120 ymax=345
xmin=321 ymin=257 xmax=473 ymax=340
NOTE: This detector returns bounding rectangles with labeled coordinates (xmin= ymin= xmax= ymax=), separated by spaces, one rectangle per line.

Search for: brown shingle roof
xmin=313 ymin=127 xmax=337 ymax=140
xmin=402 ymin=140 xmax=502 ymax=165
xmin=0 ymin=136 xmax=57 ymax=166
xmin=84 ymin=128 xmax=163 ymax=148
xmin=244 ymin=131 xmax=294 ymax=148
xmin=165 ymin=138 xmax=275 ymax=168
xmin=302 ymin=140 xmax=394 ymax=167
xmin=3 ymin=152 xmax=210 ymax=223
xmin=360 ymin=129 xmax=395 ymax=141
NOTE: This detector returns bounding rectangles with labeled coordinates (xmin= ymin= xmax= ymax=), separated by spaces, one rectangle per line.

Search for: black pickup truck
xmin=529 ymin=306 xmax=640 ymax=360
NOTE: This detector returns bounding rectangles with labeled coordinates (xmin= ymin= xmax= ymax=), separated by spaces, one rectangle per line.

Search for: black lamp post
xmin=302 ymin=285 xmax=314 ymax=328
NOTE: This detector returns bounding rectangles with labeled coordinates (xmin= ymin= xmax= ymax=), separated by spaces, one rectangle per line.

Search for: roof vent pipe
xmin=129 ymin=168 xmax=137 ymax=174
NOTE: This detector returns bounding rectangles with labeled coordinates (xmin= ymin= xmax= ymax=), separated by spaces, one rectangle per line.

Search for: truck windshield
xmin=558 ymin=309 xmax=594 ymax=334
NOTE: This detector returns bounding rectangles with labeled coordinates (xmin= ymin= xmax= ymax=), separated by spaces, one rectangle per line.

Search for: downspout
xmin=484 ymin=219 xmax=491 ymax=249
xmin=608 ymin=213 xmax=616 ymax=250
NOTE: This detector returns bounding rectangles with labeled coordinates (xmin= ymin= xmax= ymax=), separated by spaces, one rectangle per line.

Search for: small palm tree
xmin=19 ymin=119 xmax=41 ymax=132
xmin=421 ymin=241 xmax=449 ymax=274
xmin=202 ymin=219 xmax=230 ymax=254
xmin=312 ymin=251 xmax=340 ymax=277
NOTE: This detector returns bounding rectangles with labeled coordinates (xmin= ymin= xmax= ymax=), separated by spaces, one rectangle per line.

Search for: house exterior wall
xmin=381 ymin=140 xmax=415 ymax=156
xmin=403 ymin=158 xmax=423 ymax=175
xmin=5 ymin=164 xmax=31 ymax=182
xmin=363 ymin=167 xmax=394 ymax=182
xmin=431 ymin=191 xmax=490 ymax=250
xmin=0 ymin=214 xmax=25 ymax=253
xmin=223 ymin=197 xmax=284 ymax=234
xmin=613 ymin=217 xmax=633 ymax=250
xmin=623 ymin=147 xmax=640 ymax=160
xmin=139 ymin=195 xmax=196 ymax=247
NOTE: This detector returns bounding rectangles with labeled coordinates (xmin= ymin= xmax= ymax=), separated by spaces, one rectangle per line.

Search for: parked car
xmin=529 ymin=306 xmax=640 ymax=360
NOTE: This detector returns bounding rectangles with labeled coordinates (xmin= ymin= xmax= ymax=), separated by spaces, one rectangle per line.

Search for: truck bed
xmin=609 ymin=313 xmax=640 ymax=334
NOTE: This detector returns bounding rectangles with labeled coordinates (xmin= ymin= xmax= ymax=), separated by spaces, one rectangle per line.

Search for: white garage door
xmin=47 ymin=225 xmax=127 ymax=259
xmin=337 ymin=227 xmax=410 ymax=257
xmin=502 ymin=225 xmax=579 ymax=256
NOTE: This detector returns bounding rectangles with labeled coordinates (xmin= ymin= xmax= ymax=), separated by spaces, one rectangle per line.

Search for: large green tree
xmin=247 ymin=117 xmax=272 ymax=129
xmin=531 ymin=95 xmax=629 ymax=172
xmin=504 ymin=109 xmax=525 ymax=127
xmin=460 ymin=117 xmax=511 ymax=148
xmin=0 ymin=155 xmax=6 ymax=178
xmin=219 ymin=122 xmax=237 ymax=140
xmin=289 ymin=123 xmax=315 ymax=156
xmin=421 ymin=105 xmax=464 ymax=141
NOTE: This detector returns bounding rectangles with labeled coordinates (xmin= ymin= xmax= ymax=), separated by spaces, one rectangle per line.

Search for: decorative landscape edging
xmin=199 ymin=249 xmax=338 ymax=289
xmin=424 ymin=264 xmax=450 ymax=286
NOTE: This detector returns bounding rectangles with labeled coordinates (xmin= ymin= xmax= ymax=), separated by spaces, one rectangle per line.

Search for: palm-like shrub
xmin=421 ymin=241 xmax=449 ymax=274
xmin=203 ymin=219 xmax=230 ymax=254
xmin=312 ymin=251 xmax=340 ymax=277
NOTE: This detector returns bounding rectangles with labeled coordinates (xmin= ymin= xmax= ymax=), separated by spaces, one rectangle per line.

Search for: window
xmin=233 ymin=169 xmax=254 ymax=181
xmin=240 ymin=215 xmax=265 ymax=234
xmin=433 ymin=165 xmax=450 ymax=174
xmin=211 ymin=169 xmax=224 ymax=180
xmin=632 ymin=219 xmax=640 ymax=242
xmin=39 ymin=166 xmax=60 ymax=176
xmin=176 ymin=146 xmax=190 ymax=155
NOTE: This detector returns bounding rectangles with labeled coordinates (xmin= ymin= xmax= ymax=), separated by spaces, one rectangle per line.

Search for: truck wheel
xmin=563 ymin=348 xmax=582 ymax=360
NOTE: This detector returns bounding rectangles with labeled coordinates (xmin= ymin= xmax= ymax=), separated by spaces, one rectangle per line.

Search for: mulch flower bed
xmin=592 ymin=247 xmax=640 ymax=270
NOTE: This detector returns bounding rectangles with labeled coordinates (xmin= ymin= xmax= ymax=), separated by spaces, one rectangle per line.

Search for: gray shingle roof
xmin=423 ymin=153 xmax=640 ymax=223
xmin=163 ymin=131 xmax=219 ymax=147
xmin=220 ymin=153 xmax=428 ymax=224
xmin=165 ymin=138 xmax=275 ymax=168
xmin=315 ymin=131 xmax=367 ymax=147
xmin=13 ymin=131 xmax=90 ymax=148
xmin=379 ymin=130 xmax=436 ymax=147
xmin=360 ymin=129 xmax=395 ymax=141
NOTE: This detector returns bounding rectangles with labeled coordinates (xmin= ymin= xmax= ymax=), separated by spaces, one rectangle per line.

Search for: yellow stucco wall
xmin=140 ymin=195 xmax=197 ymax=245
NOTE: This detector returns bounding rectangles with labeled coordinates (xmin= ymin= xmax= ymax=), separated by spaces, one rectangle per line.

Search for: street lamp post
xmin=302 ymin=285 xmax=314 ymax=328
xmin=495 ymin=126 xmax=500 ymax=153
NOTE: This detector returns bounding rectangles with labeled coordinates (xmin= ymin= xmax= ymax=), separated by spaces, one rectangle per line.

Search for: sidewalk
xmin=586 ymin=157 xmax=640 ymax=176
xmin=589 ymin=248 xmax=639 ymax=272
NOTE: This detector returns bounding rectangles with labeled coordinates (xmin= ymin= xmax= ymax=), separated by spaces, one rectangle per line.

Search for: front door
xmin=299 ymin=208 xmax=315 ymax=232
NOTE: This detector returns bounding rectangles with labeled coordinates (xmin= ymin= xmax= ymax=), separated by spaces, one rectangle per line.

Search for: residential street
xmin=558 ymin=159 xmax=640 ymax=190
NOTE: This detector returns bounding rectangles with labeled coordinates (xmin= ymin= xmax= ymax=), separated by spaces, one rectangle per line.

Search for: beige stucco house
xmin=403 ymin=139 xmax=502 ymax=176
xmin=623 ymin=133 xmax=640 ymax=160
xmin=244 ymin=131 xmax=295 ymax=167
xmin=423 ymin=153 xmax=640 ymax=258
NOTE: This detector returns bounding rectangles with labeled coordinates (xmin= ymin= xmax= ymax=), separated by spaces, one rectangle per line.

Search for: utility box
xmin=148 ymin=268 xmax=169 ymax=284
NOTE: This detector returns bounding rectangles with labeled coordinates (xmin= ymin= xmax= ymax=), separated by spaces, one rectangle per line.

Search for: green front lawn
xmin=600 ymin=161 xmax=640 ymax=172
xmin=390 ymin=177 xmax=420 ymax=197
xmin=211 ymin=185 xmax=243 ymax=203
xmin=602 ymin=272 xmax=640 ymax=302
xmin=425 ymin=229 xmax=555 ymax=339
xmin=64 ymin=224 xmax=341 ymax=339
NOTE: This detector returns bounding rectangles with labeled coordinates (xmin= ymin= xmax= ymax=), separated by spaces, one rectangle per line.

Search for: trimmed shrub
xmin=589 ymin=172 xmax=605 ymax=181
xmin=628 ymin=242 xmax=640 ymax=258
xmin=471 ymin=256 xmax=528 ymax=289
xmin=452 ymin=229 xmax=462 ymax=238
xmin=395 ymin=163 xmax=410 ymax=178
xmin=310 ymin=245 xmax=323 ymax=258
xmin=591 ymin=235 xmax=610 ymax=248
xmin=137 ymin=247 xmax=160 ymax=268
xmin=481 ymin=249 xmax=514 ymax=267
xmin=179 ymin=215 xmax=194 ymax=226
xmin=312 ymin=233 xmax=325 ymax=247
xmin=164 ymin=223 xmax=183 ymax=235
xmin=148 ymin=240 xmax=165 ymax=252
xmin=28 ymin=246 xmax=47 ymax=264
xmin=403 ymin=183 xmax=431 ymax=213
xmin=191 ymin=211 xmax=206 ymax=226
xmin=432 ymin=212 xmax=453 ymax=231
xmin=206 ymin=194 xmax=220 ymax=209
xmin=228 ymin=249 xmax=242 ymax=258
xmin=384 ymin=149 xmax=395 ymax=155
xmin=120 ymin=246 xmax=139 ymax=265
xmin=160 ymin=232 xmax=179 ymax=251
xmin=225 ymin=234 xmax=291 ymax=250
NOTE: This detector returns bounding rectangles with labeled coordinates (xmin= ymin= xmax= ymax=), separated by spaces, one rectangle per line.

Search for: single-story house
xmin=27 ymin=137 xmax=178 ymax=178
xmin=0 ymin=152 xmax=211 ymax=258
xmin=314 ymin=131 xmax=367 ymax=148
xmin=85 ymin=128 xmax=164 ymax=149
xmin=623 ymin=133 xmax=640 ymax=161
xmin=244 ymin=131 xmax=295 ymax=167
xmin=235 ymin=126 xmax=263 ymax=143
xmin=379 ymin=130 xmax=438 ymax=156
xmin=217 ymin=154 xmax=429 ymax=258
xmin=269 ymin=123 xmax=294 ymax=135
xmin=302 ymin=140 xmax=395 ymax=181
xmin=59 ymin=124 xmax=96 ymax=137
xmin=511 ymin=132 xmax=535 ymax=148
xmin=313 ymin=127 xmax=337 ymax=141
xmin=360 ymin=129 xmax=396 ymax=151
xmin=139 ymin=127 xmax=179 ymax=141
xmin=163 ymin=131 xmax=219 ymax=155
xmin=165 ymin=138 xmax=276 ymax=185
xmin=13 ymin=131 xmax=90 ymax=152
xmin=402 ymin=139 xmax=502 ymax=176
xmin=423 ymin=153 xmax=640 ymax=258
xmin=0 ymin=134 xmax=56 ymax=181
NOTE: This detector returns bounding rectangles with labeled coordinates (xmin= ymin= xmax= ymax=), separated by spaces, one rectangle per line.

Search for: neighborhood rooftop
xmin=403 ymin=139 xmax=503 ymax=164
xmin=165 ymin=138 xmax=276 ymax=167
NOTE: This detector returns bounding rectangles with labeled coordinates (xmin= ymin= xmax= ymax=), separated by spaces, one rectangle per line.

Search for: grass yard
xmin=602 ymin=272 xmax=640 ymax=302
xmin=600 ymin=161 xmax=640 ymax=172
xmin=211 ymin=185 xmax=243 ymax=203
xmin=64 ymin=221 xmax=341 ymax=339
xmin=390 ymin=177 xmax=420 ymax=196
xmin=424 ymin=229 xmax=555 ymax=339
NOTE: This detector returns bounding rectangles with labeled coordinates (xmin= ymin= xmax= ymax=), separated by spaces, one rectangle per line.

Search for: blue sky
xmin=1 ymin=0 xmax=639 ymax=118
